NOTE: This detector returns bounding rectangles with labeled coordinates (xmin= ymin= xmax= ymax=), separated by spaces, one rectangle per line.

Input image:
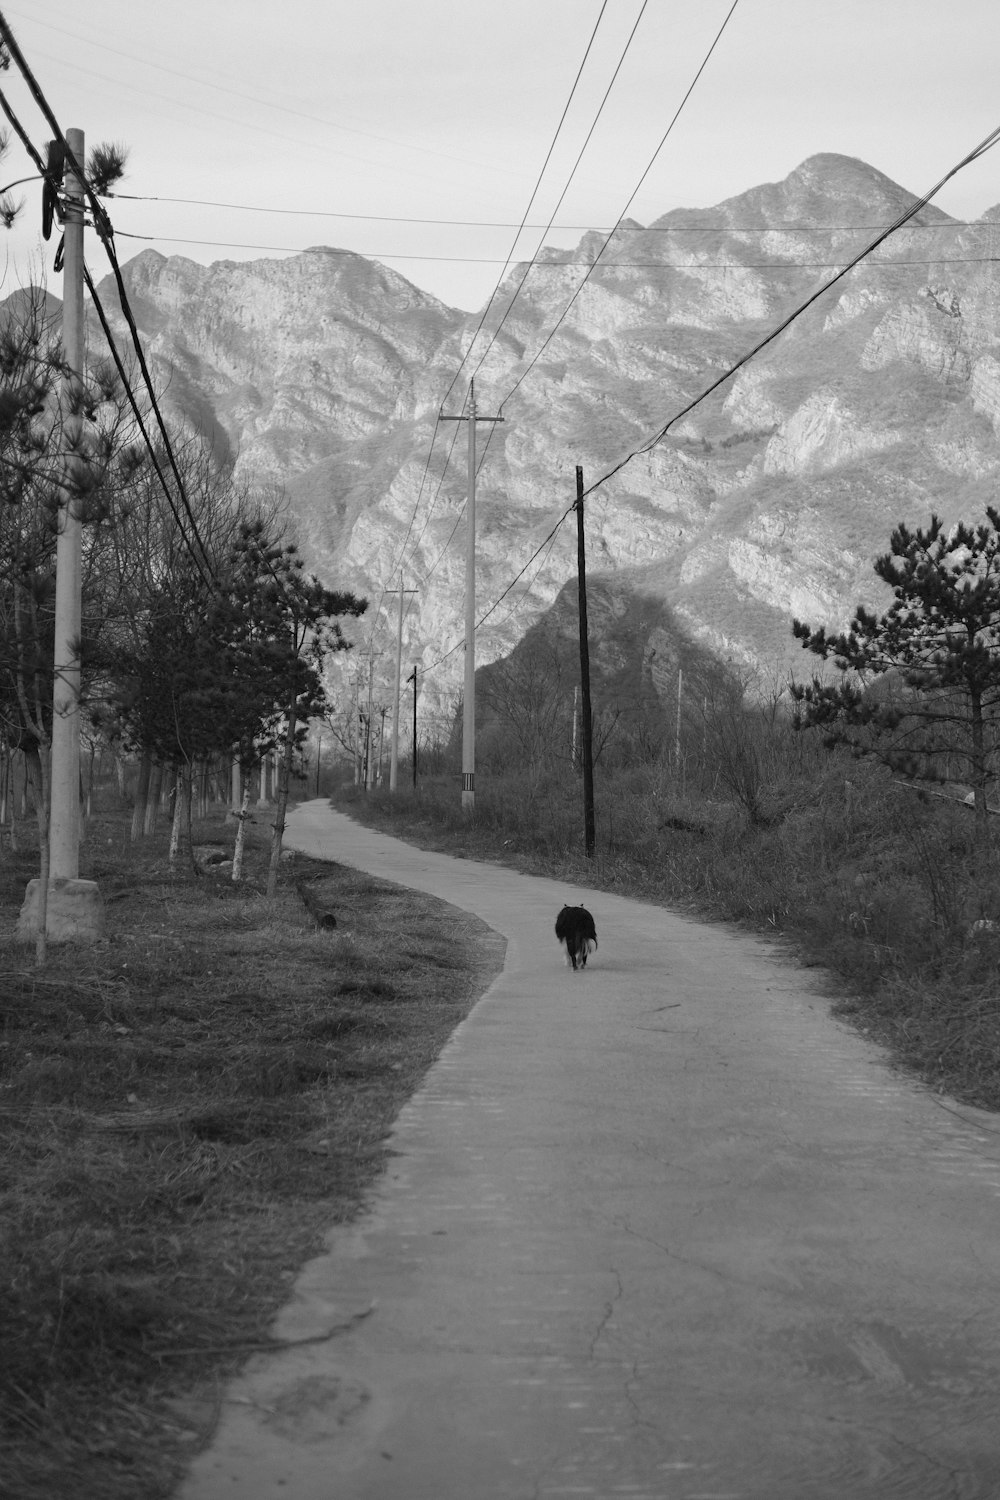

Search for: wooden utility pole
xmin=407 ymin=663 xmax=419 ymax=789
xmin=576 ymin=466 xmax=596 ymax=858
xmin=386 ymin=572 xmax=418 ymax=793
xmin=440 ymin=379 xmax=503 ymax=813
xmin=572 ymin=683 xmax=580 ymax=771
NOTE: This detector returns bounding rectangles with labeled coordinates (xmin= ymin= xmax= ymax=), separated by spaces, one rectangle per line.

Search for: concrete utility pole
xmin=440 ymin=379 xmax=503 ymax=812
xmin=359 ymin=649 xmax=384 ymax=792
xmin=45 ymin=128 xmax=104 ymax=940
xmin=386 ymin=572 xmax=418 ymax=793
xmin=575 ymin=466 xmax=596 ymax=859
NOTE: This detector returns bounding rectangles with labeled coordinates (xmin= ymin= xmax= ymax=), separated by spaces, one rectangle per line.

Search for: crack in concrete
xmin=616 ymin=1214 xmax=772 ymax=1293
xmin=587 ymin=1267 xmax=624 ymax=1360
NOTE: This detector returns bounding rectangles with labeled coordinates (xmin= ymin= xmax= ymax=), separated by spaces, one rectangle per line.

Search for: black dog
xmin=555 ymin=905 xmax=598 ymax=971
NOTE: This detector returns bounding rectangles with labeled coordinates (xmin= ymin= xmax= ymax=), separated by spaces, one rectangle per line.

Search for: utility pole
xmin=359 ymin=649 xmax=384 ymax=792
xmin=440 ymin=379 xmax=503 ymax=812
xmin=39 ymin=128 xmax=104 ymax=940
xmin=572 ymin=683 xmax=579 ymax=771
xmin=575 ymin=466 xmax=596 ymax=858
xmin=407 ymin=662 xmax=419 ymax=789
xmin=386 ymin=572 xmax=418 ymax=793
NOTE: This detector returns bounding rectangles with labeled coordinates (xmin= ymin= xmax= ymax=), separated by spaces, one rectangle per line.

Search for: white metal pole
xmin=390 ymin=570 xmax=404 ymax=793
xmin=49 ymin=127 xmax=86 ymax=885
xmin=462 ymin=382 xmax=477 ymax=812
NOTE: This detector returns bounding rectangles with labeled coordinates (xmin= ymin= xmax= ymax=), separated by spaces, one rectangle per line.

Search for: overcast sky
xmin=2 ymin=0 xmax=1000 ymax=312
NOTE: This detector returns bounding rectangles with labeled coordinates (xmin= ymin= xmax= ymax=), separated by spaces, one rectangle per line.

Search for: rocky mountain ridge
xmin=73 ymin=152 xmax=1000 ymax=718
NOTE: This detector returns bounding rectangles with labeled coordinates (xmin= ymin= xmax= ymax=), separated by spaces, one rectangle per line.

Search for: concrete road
xmin=178 ymin=802 xmax=1000 ymax=1500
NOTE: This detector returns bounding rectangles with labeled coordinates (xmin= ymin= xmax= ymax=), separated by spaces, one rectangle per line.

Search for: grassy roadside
xmin=333 ymin=769 xmax=1000 ymax=1116
xmin=0 ymin=805 xmax=505 ymax=1500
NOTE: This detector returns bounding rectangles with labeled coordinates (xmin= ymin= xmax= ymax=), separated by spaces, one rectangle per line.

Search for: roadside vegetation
xmin=339 ymin=535 xmax=1000 ymax=1118
xmin=0 ymin=799 xmax=504 ymax=1500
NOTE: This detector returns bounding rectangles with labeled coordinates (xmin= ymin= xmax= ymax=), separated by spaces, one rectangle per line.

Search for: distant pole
xmin=463 ymin=385 xmax=476 ymax=812
xmin=362 ymin=650 xmax=383 ymax=792
xmin=576 ymin=466 xmax=596 ymax=858
xmin=378 ymin=706 xmax=388 ymax=785
xmin=366 ymin=653 xmax=374 ymax=791
xmin=387 ymin=572 xmax=418 ymax=793
xmin=314 ymin=730 xmax=322 ymax=796
xmin=440 ymin=379 xmax=503 ymax=813
xmin=675 ymin=668 xmax=683 ymax=768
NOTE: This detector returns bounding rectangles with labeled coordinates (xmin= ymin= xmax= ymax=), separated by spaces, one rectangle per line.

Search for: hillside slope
xmin=67 ymin=151 xmax=1000 ymax=711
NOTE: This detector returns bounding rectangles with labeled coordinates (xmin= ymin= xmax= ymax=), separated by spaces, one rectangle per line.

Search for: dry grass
xmin=340 ymin=764 xmax=1000 ymax=1114
xmin=0 ymin=806 xmax=505 ymax=1500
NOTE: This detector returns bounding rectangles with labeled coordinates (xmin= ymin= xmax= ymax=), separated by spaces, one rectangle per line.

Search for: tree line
xmin=0 ymin=285 xmax=366 ymax=897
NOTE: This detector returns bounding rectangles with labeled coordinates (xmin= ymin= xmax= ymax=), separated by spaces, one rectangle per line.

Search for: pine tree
xmin=791 ymin=510 xmax=1000 ymax=849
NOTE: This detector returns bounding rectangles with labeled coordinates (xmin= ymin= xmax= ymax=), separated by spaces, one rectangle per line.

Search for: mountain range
xmin=70 ymin=152 xmax=1000 ymax=720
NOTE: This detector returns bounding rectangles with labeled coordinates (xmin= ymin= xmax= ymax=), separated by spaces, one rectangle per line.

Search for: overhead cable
xmin=111 ymin=227 xmax=1000 ymax=271
xmin=488 ymin=0 xmax=744 ymax=417
xmin=382 ymin=0 xmax=620 ymax=645
xmin=99 ymin=192 xmax=989 ymax=235
xmin=581 ymin=119 xmax=1000 ymax=503
xmin=436 ymin=0 xmax=613 ymax=417
xmin=467 ymin=0 xmax=652 ymax=383
xmin=0 ymin=9 xmax=217 ymax=582
xmin=434 ymin=116 xmax=1000 ymax=682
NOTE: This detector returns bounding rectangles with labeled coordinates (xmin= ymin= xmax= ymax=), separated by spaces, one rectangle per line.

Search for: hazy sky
xmin=2 ymin=0 xmax=1000 ymax=311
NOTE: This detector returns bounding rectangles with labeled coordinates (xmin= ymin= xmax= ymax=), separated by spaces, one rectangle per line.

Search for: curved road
xmin=179 ymin=801 xmax=1000 ymax=1500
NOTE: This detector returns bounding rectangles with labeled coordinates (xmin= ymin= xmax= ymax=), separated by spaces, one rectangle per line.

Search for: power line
xmin=486 ymin=0 xmax=744 ymax=415
xmin=467 ymin=0 xmax=652 ymax=384
xmin=0 ymin=12 xmax=218 ymax=585
xmin=430 ymin=117 xmax=1000 ymax=681
xmin=370 ymin=0 xmax=628 ymax=657
xmin=395 ymin=0 xmax=644 ymax=609
xmin=101 ymin=191 xmax=985 ymax=235
xmin=423 ymin=500 xmax=576 ymax=676
xmin=580 ymin=119 xmax=1000 ymax=505
xmin=436 ymin=0 xmax=614 ymax=418
xmin=82 ymin=265 xmax=217 ymax=586
xmin=112 ymin=227 xmax=1000 ymax=270
xmin=466 ymin=0 xmax=743 ymax=515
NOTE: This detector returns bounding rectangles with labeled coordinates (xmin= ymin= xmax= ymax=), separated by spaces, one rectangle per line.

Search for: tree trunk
xmin=267 ymin=714 xmax=297 ymax=899
xmin=168 ymin=764 xmax=183 ymax=862
xmin=84 ymin=742 xmax=97 ymax=822
xmin=184 ymin=765 xmax=196 ymax=871
xmin=0 ymin=741 xmax=8 ymax=848
xmin=144 ymin=760 xmax=164 ymax=837
xmin=131 ymin=749 xmax=152 ymax=842
xmin=232 ymin=783 xmax=252 ymax=881
xmin=8 ymin=750 xmax=19 ymax=853
xmin=25 ymin=744 xmax=51 ymax=966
